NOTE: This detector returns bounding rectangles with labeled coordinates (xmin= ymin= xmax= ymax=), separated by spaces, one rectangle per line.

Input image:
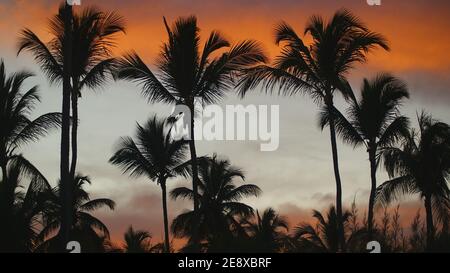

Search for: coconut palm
xmin=237 ymin=9 xmax=389 ymax=250
xmin=109 ymin=115 xmax=190 ymax=253
xmin=17 ymin=3 xmax=125 ymax=179
xmin=17 ymin=3 xmax=125 ymax=247
xmin=293 ymin=206 xmax=351 ymax=252
xmin=244 ymin=208 xmax=289 ymax=252
xmin=323 ymin=74 xmax=409 ymax=236
xmin=170 ymin=154 xmax=261 ymax=252
xmin=36 ymin=175 xmax=115 ymax=252
xmin=115 ymin=16 xmax=266 ymax=247
xmin=376 ymin=113 xmax=450 ymax=249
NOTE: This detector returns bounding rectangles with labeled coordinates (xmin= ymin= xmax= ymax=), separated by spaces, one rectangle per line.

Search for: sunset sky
xmin=1 ymin=0 xmax=450 ymax=244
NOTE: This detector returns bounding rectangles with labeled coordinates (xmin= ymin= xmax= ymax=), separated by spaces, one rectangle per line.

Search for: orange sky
xmin=1 ymin=0 xmax=450 ymax=74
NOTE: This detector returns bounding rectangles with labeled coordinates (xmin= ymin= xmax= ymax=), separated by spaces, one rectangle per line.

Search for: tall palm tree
xmin=237 ymin=9 xmax=389 ymax=250
xmin=115 ymin=16 xmax=266 ymax=246
xmin=17 ymin=3 xmax=125 ymax=247
xmin=244 ymin=208 xmax=289 ymax=252
xmin=17 ymin=4 xmax=125 ymax=178
xmin=36 ymin=175 xmax=115 ymax=252
xmin=376 ymin=113 xmax=450 ymax=250
xmin=293 ymin=206 xmax=351 ymax=253
xmin=323 ymin=74 xmax=409 ymax=236
xmin=170 ymin=154 xmax=261 ymax=252
xmin=109 ymin=115 xmax=189 ymax=253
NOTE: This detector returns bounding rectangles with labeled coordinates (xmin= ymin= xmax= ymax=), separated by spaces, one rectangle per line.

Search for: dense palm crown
xmin=170 ymin=155 xmax=261 ymax=250
xmin=325 ymin=74 xmax=409 ymax=148
xmin=244 ymin=208 xmax=289 ymax=252
xmin=237 ymin=9 xmax=389 ymax=99
xmin=117 ymin=16 xmax=266 ymax=106
xmin=376 ymin=113 xmax=450 ymax=248
xmin=122 ymin=226 xmax=164 ymax=253
xmin=0 ymin=159 xmax=53 ymax=252
xmin=0 ymin=60 xmax=60 ymax=180
xmin=18 ymin=5 xmax=125 ymax=90
xmin=38 ymin=175 xmax=115 ymax=251
xmin=110 ymin=116 xmax=189 ymax=182
xmin=293 ymin=206 xmax=352 ymax=253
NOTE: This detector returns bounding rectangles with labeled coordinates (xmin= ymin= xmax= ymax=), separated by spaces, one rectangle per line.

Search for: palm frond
xmin=116 ymin=52 xmax=176 ymax=104
xmin=80 ymin=198 xmax=115 ymax=211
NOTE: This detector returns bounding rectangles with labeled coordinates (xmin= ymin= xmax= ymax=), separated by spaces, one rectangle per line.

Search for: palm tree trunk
xmin=424 ymin=193 xmax=435 ymax=250
xmin=367 ymin=146 xmax=377 ymax=238
xmin=160 ymin=178 xmax=170 ymax=253
xmin=327 ymin=101 xmax=345 ymax=252
xmin=188 ymin=102 xmax=200 ymax=250
xmin=70 ymin=81 xmax=78 ymax=179
xmin=59 ymin=2 xmax=73 ymax=251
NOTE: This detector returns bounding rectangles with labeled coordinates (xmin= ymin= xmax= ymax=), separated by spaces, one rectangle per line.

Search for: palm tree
xmin=115 ymin=16 xmax=266 ymax=246
xmin=109 ymin=115 xmax=189 ymax=253
xmin=17 ymin=4 xmax=125 ymax=178
xmin=244 ymin=208 xmax=289 ymax=252
xmin=0 ymin=59 xmax=61 ymax=186
xmin=324 ymin=74 xmax=409 ymax=236
xmin=0 ymin=157 xmax=53 ymax=252
xmin=0 ymin=60 xmax=60 ymax=252
xmin=376 ymin=113 xmax=450 ymax=250
xmin=36 ymin=175 xmax=115 ymax=252
xmin=293 ymin=206 xmax=351 ymax=252
xmin=122 ymin=226 xmax=165 ymax=253
xmin=170 ymin=154 xmax=261 ymax=252
xmin=122 ymin=226 xmax=152 ymax=253
xmin=237 ymin=9 xmax=389 ymax=250
xmin=17 ymin=3 xmax=125 ymax=248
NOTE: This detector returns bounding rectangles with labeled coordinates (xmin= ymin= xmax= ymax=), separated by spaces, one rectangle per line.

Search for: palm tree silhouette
xmin=293 ymin=206 xmax=351 ymax=252
xmin=0 ymin=60 xmax=60 ymax=252
xmin=17 ymin=4 xmax=125 ymax=178
xmin=36 ymin=175 xmax=115 ymax=252
xmin=0 ymin=60 xmax=61 ymax=185
xmin=237 ymin=9 xmax=389 ymax=250
xmin=244 ymin=208 xmax=289 ymax=252
xmin=376 ymin=113 xmax=450 ymax=250
xmin=122 ymin=226 xmax=165 ymax=253
xmin=123 ymin=226 xmax=152 ymax=253
xmin=17 ymin=3 xmax=125 ymax=248
xmin=109 ymin=115 xmax=190 ymax=253
xmin=115 ymin=16 xmax=266 ymax=248
xmin=0 ymin=157 xmax=53 ymax=252
xmin=170 ymin=154 xmax=261 ymax=252
xmin=324 ymin=74 xmax=409 ymax=237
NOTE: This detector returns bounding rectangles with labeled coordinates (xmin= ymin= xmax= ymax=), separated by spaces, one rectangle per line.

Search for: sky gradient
xmin=1 ymin=0 xmax=450 ymax=244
